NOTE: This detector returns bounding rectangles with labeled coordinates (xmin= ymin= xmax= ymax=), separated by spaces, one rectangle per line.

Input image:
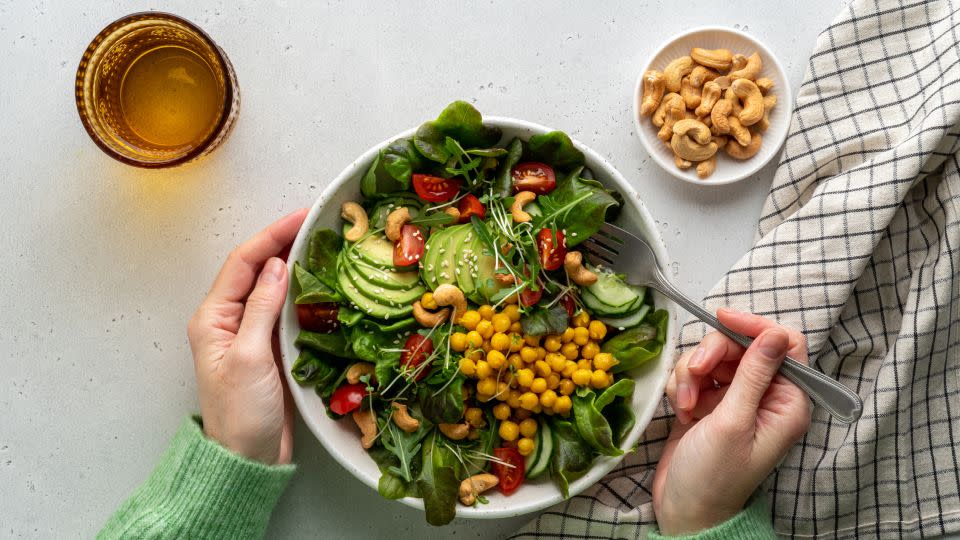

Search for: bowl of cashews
xmin=633 ymin=26 xmax=792 ymax=185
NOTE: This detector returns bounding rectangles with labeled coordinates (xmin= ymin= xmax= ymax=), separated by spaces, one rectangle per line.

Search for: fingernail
xmin=758 ymin=329 xmax=789 ymax=358
xmin=688 ymin=346 xmax=706 ymax=370
xmin=676 ymin=409 xmax=691 ymax=425
xmin=261 ymin=257 xmax=285 ymax=283
xmin=677 ymin=382 xmax=693 ymax=410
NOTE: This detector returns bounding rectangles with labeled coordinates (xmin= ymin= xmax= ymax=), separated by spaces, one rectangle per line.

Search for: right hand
xmin=651 ymin=309 xmax=812 ymax=536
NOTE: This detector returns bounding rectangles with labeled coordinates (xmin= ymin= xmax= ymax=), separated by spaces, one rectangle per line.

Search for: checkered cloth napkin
xmin=511 ymin=0 xmax=960 ymax=537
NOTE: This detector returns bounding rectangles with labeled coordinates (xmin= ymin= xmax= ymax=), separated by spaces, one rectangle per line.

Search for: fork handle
xmin=654 ymin=275 xmax=863 ymax=423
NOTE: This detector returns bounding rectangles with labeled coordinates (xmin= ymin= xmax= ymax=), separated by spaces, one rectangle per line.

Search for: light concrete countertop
xmin=0 ymin=1 xmax=842 ymax=538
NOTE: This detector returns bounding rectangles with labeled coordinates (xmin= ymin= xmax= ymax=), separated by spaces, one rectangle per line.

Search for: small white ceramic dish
xmin=633 ymin=26 xmax=792 ymax=186
xmin=279 ymin=116 xmax=678 ymax=520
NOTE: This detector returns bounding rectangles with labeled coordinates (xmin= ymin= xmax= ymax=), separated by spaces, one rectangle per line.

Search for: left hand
xmin=187 ymin=209 xmax=308 ymax=465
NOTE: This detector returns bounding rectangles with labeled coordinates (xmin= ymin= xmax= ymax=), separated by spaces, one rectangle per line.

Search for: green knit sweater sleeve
xmin=649 ymin=494 xmax=776 ymax=540
xmin=98 ymin=417 xmax=295 ymax=540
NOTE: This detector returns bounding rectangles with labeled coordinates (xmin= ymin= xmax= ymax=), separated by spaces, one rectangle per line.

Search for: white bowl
xmin=279 ymin=116 xmax=679 ymax=520
xmin=633 ymin=26 xmax=792 ymax=186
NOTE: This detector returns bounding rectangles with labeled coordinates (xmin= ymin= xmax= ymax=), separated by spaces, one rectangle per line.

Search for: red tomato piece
xmin=413 ymin=174 xmax=461 ymax=202
xmin=492 ymin=447 xmax=525 ymax=495
xmin=511 ymin=162 xmax=557 ymax=195
xmin=296 ymin=303 xmax=340 ymax=333
xmin=329 ymin=382 xmax=367 ymax=415
xmin=400 ymin=334 xmax=434 ymax=381
xmin=560 ymin=294 xmax=576 ymax=319
xmin=456 ymin=194 xmax=486 ymax=223
xmin=393 ymin=224 xmax=425 ymax=267
xmin=537 ymin=228 xmax=567 ymax=271
xmin=519 ymin=286 xmax=542 ymax=307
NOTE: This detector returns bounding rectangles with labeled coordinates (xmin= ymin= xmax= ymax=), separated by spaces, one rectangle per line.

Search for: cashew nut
xmin=511 ymin=191 xmax=536 ymax=223
xmin=458 ymin=473 xmax=499 ymax=506
xmin=494 ymin=273 xmax=516 ymax=285
xmin=710 ymin=99 xmax=733 ymax=135
xmin=730 ymin=53 xmax=748 ymax=73
xmin=444 ymin=207 xmax=461 ymax=221
xmin=688 ymin=65 xmax=719 ymax=88
xmin=352 ymin=409 xmax=377 ymax=449
xmin=346 ymin=362 xmax=375 ymax=384
xmin=727 ymin=116 xmax=752 ymax=146
xmin=679 ymin=76 xmax=702 ymax=109
xmin=696 ymin=154 xmax=717 ymax=179
xmin=672 ymin=119 xmax=713 ymax=144
xmin=663 ymin=56 xmax=695 ymax=92
xmin=439 ymin=423 xmax=470 ymax=440
xmin=432 ymin=284 xmax=467 ymax=323
xmin=712 ymin=135 xmax=729 ymax=148
xmin=756 ymin=94 xmax=777 ymax=132
xmin=724 ymin=88 xmax=743 ymax=115
xmin=391 ymin=403 xmax=420 ymax=433
xmin=695 ymin=81 xmax=722 ymax=118
xmin=341 ymin=202 xmax=369 ymax=242
xmin=674 ymin=153 xmax=692 ymax=170
xmin=691 ymin=47 xmax=732 ymax=71
xmin=564 ymin=251 xmax=598 ymax=286
xmin=755 ymin=77 xmax=775 ymax=95
xmin=639 ymin=70 xmax=665 ymax=116
xmin=731 ymin=78 xmax=764 ymax=126
xmin=651 ymin=92 xmax=682 ymax=127
xmin=725 ymin=132 xmax=763 ymax=160
xmin=671 ymin=120 xmax=718 ymax=162
xmin=728 ymin=52 xmax=762 ymax=81
xmin=413 ymin=300 xmax=449 ymax=327
xmin=713 ymin=75 xmax=732 ymax=90
xmin=657 ymin=96 xmax=686 ymax=143
xmin=385 ymin=207 xmax=411 ymax=242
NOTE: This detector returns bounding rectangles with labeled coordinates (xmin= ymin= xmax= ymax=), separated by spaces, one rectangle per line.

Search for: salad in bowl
xmin=283 ymin=102 xmax=671 ymax=525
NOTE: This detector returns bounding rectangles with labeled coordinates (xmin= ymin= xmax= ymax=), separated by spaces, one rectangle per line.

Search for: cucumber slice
xmin=586 ymin=272 xmax=641 ymax=311
xmin=524 ymin=428 xmax=541 ymax=475
xmin=527 ymin=418 xmax=552 ymax=479
xmin=582 ymin=289 xmax=642 ymax=317
xmin=600 ymin=304 xmax=651 ymax=330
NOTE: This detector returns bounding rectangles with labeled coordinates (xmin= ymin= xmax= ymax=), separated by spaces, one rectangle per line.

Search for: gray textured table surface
xmin=0 ymin=1 xmax=842 ymax=538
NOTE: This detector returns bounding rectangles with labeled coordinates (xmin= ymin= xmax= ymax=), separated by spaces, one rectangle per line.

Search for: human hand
xmin=187 ymin=209 xmax=308 ymax=465
xmin=652 ymin=309 xmax=812 ymax=535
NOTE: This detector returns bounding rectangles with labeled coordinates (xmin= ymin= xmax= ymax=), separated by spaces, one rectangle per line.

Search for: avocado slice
xmin=353 ymin=234 xmax=398 ymax=269
xmin=336 ymin=264 xmax=412 ymax=320
xmin=472 ymin=234 xmax=507 ymax=302
xmin=420 ymin=227 xmax=451 ymax=290
xmin=434 ymin=224 xmax=467 ymax=287
xmin=343 ymin=261 xmax=426 ymax=306
xmin=453 ymin=227 xmax=480 ymax=303
xmin=352 ymin=258 xmax=421 ymax=291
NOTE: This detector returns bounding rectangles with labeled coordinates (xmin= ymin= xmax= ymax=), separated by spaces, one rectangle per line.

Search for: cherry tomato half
xmin=492 ymin=447 xmax=525 ymax=495
xmin=400 ymin=333 xmax=434 ymax=381
xmin=519 ymin=286 xmax=543 ymax=307
xmin=296 ymin=303 xmax=341 ymax=333
xmin=329 ymin=382 xmax=367 ymax=415
xmin=511 ymin=162 xmax=557 ymax=195
xmin=537 ymin=228 xmax=567 ymax=271
xmin=393 ymin=224 xmax=425 ymax=267
xmin=560 ymin=294 xmax=576 ymax=319
xmin=413 ymin=174 xmax=461 ymax=202
xmin=457 ymin=194 xmax=486 ymax=223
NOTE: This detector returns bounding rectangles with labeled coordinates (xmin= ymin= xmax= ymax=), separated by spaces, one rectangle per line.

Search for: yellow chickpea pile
xmin=447 ymin=302 xmax=619 ymax=457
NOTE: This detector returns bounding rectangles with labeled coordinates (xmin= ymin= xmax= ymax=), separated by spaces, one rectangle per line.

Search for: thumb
xmin=720 ymin=328 xmax=790 ymax=422
xmin=237 ymin=257 xmax=289 ymax=346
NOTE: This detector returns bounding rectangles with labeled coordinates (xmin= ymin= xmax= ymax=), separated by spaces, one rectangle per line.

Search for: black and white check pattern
xmin=512 ymin=0 xmax=960 ymax=537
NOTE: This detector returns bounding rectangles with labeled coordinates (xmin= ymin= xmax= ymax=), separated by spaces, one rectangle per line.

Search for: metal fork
xmin=582 ymin=222 xmax=863 ymax=423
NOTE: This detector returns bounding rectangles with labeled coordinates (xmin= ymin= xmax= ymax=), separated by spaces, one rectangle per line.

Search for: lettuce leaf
xmin=534 ymin=169 xmax=619 ymax=247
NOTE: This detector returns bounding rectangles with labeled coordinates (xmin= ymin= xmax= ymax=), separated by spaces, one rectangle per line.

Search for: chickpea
xmin=478 ymin=304 xmax=495 ymax=320
xmin=507 ymin=390 xmax=522 ymax=409
xmin=489 ymin=332 xmax=510 ymax=352
xmin=465 ymin=407 xmax=485 ymax=427
xmin=530 ymin=378 xmax=548 ymax=394
xmin=487 ymin=350 xmax=506 ymax=370
xmin=573 ymin=326 xmax=590 ymax=346
xmin=546 ymin=373 xmax=561 ymax=390
xmin=513 ymin=407 xmax=532 ymax=421
xmin=547 ymin=352 xmax=567 ymax=372
xmin=517 ymin=437 xmax=535 ymax=456
xmin=459 ymin=358 xmax=477 ymax=377
xmin=476 ymin=377 xmax=497 ymax=396
xmin=534 ymin=360 xmax=551 ymax=378
xmin=520 ymin=346 xmax=538 ymax=363
xmin=524 ymin=334 xmax=540 ymax=347
xmin=508 ymin=333 xmax=524 ymax=352
xmin=460 ymin=310 xmax=481 ymax=330
xmin=465 ymin=349 xmax=484 ymax=361
xmin=580 ymin=341 xmax=599 ymax=359
xmin=572 ymin=311 xmax=590 ymax=328
xmin=450 ymin=332 xmax=468 ymax=352
xmin=560 ymin=327 xmax=575 ymax=343
xmin=466 ymin=330 xmax=484 ymax=348
xmin=560 ymin=342 xmax=579 ymax=360
xmin=507 ymin=353 xmax=523 ymax=371
xmin=493 ymin=402 xmax=511 ymax=421
xmin=495 ymin=381 xmax=510 ymax=399
xmin=577 ymin=359 xmax=593 ymax=371
xmin=509 ymin=322 xmax=524 ymax=333
xmin=559 ymin=379 xmax=576 ymax=396
xmin=519 ymin=418 xmax=538 ymax=438
xmin=572 ymin=369 xmax=592 ymax=386
xmin=491 ymin=313 xmax=511 ymax=333
xmin=476 ymin=320 xmax=494 ymax=339
xmin=420 ymin=292 xmax=438 ymax=310
xmin=561 ymin=361 xmax=578 ymax=378
xmin=588 ymin=320 xmax=607 ymax=340
xmin=536 ymin=347 xmax=547 ymax=360
xmin=554 ymin=395 xmax=573 ymax=414
xmin=519 ymin=391 xmax=539 ymax=410
xmin=540 ymin=389 xmax=558 ymax=408
xmin=503 ymin=304 xmax=521 ymax=322
xmin=544 ymin=335 xmax=562 ymax=352
xmin=593 ymin=352 xmax=618 ymax=371
xmin=499 ymin=420 xmax=519 ymax=441
xmin=516 ymin=368 xmax=534 ymax=387
xmin=591 ymin=369 xmax=611 ymax=389
xmin=475 ymin=360 xmax=491 ymax=380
